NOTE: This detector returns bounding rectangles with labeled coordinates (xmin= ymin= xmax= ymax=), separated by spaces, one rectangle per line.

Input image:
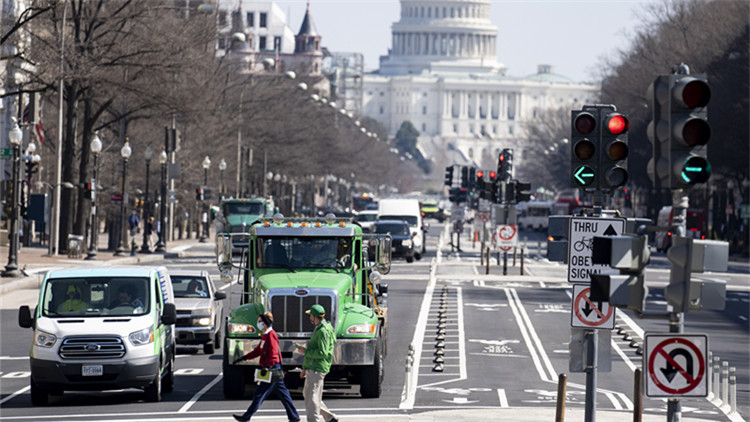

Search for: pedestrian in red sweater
xmin=233 ymin=312 xmax=300 ymax=422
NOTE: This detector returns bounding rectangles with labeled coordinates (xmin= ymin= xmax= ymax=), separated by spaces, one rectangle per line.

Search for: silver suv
xmin=171 ymin=270 xmax=226 ymax=354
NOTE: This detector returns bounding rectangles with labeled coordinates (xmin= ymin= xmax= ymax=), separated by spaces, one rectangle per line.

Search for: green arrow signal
xmin=574 ymin=165 xmax=595 ymax=186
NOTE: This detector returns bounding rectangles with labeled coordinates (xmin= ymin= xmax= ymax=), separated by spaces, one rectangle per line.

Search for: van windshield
xmin=42 ymin=277 xmax=150 ymax=317
xmin=379 ymin=215 xmax=418 ymax=226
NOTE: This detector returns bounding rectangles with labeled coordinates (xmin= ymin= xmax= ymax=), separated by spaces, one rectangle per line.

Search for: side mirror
xmin=216 ymin=234 xmax=233 ymax=271
xmin=214 ymin=291 xmax=227 ymax=300
xmin=162 ymin=303 xmax=177 ymax=325
xmin=19 ymin=306 xmax=32 ymax=328
xmin=377 ymin=235 xmax=392 ymax=275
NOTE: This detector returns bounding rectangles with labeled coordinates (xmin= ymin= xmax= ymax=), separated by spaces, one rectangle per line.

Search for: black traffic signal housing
xmin=646 ymin=75 xmax=671 ymax=188
xmin=468 ymin=167 xmax=476 ymax=191
xmin=571 ymin=108 xmax=598 ymax=189
xmin=476 ymin=170 xmax=486 ymax=199
xmin=196 ymin=187 xmax=204 ymax=201
xmin=448 ymin=187 xmax=461 ymax=202
xmin=600 ymin=112 xmax=629 ymax=190
xmin=515 ymin=181 xmax=532 ymax=203
xmin=669 ymin=74 xmax=711 ymax=188
xmin=460 ymin=166 xmax=469 ymax=188
xmin=83 ymin=182 xmax=94 ymax=201
xmin=444 ymin=166 xmax=454 ymax=187
xmin=487 ymin=171 xmax=497 ymax=202
xmin=498 ymin=149 xmax=513 ymax=182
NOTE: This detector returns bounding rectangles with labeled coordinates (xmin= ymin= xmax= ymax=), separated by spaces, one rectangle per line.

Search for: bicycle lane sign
xmin=567 ymin=216 xmax=625 ymax=283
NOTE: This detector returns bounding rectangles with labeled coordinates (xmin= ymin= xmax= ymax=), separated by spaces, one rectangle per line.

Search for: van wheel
xmin=204 ymin=342 xmax=215 ymax=355
xmin=162 ymin=355 xmax=175 ymax=394
xmin=360 ymin=341 xmax=383 ymax=398
xmin=30 ymin=381 xmax=49 ymax=406
xmin=144 ymin=371 xmax=162 ymax=402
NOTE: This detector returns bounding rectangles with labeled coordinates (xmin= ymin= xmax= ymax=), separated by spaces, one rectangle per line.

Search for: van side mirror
xmin=162 ymin=303 xmax=177 ymax=325
xmin=19 ymin=306 xmax=32 ymax=328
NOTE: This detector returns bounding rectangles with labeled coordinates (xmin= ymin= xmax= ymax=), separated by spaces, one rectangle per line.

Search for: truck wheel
xmin=359 ymin=342 xmax=383 ymax=398
xmin=30 ymin=381 xmax=49 ymax=406
xmin=144 ymin=371 xmax=162 ymax=402
xmin=214 ymin=331 xmax=222 ymax=350
xmin=223 ymin=346 xmax=245 ymax=399
xmin=414 ymin=252 xmax=422 ymax=261
xmin=406 ymin=256 xmax=414 ymax=263
xmin=162 ymin=355 xmax=175 ymax=394
xmin=204 ymin=342 xmax=215 ymax=355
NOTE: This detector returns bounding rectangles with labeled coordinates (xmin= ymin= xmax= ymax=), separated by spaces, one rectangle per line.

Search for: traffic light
xmin=448 ymin=187 xmax=461 ymax=202
xmin=669 ymin=74 xmax=711 ymax=188
xmin=647 ymin=73 xmax=712 ymax=189
xmin=196 ymin=187 xmax=204 ymax=201
xmin=83 ymin=182 xmax=94 ymax=201
xmin=600 ymin=112 xmax=629 ymax=189
xmin=591 ymin=234 xmax=650 ymax=311
xmin=468 ymin=167 xmax=476 ymax=191
xmin=476 ymin=170 xmax=486 ymax=199
xmin=444 ymin=166 xmax=454 ymax=187
xmin=571 ymin=109 xmax=598 ymax=188
xmin=498 ymin=149 xmax=513 ymax=182
xmin=664 ymin=237 xmax=728 ymax=312
xmin=515 ymin=181 xmax=532 ymax=203
xmin=460 ymin=166 xmax=469 ymax=188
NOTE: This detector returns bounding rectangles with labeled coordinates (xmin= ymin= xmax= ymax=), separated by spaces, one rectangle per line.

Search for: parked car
xmin=354 ymin=210 xmax=379 ymax=232
xmin=373 ymin=220 xmax=415 ymax=263
xmin=171 ymin=270 xmax=226 ymax=354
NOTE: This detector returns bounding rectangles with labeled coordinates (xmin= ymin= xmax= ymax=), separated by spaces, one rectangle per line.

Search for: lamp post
xmin=140 ymin=146 xmax=153 ymax=253
xmin=219 ymin=158 xmax=227 ymax=199
xmin=155 ymin=148 xmax=168 ymax=252
xmin=85 ymin=133 xmax=102 ymax=260
xmin=200 ymin=155 xmax=210 ymax=243
xmin=114 ymin=139 xmax=132 ymax=256
xmin=2 ymin=121 xmax=23 ymax=277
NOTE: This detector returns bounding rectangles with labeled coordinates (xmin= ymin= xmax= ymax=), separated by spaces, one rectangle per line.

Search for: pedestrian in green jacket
xmin=297 ymin=304 xmax=338 ymax=422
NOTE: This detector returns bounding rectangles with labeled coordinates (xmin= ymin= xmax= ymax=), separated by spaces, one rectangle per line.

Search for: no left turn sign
xmin=645 ymin=334 xmax=708 ymax=397
xmin=570 ymin=284 xmax=615 ymax=329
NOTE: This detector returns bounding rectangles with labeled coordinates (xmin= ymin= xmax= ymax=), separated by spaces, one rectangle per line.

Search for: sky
xmin=273 ymin=0 xmax=656 ymax=83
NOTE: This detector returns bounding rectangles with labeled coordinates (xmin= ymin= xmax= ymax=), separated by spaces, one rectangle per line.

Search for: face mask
xmin=257 ymin=321 xmax=265 ymax=330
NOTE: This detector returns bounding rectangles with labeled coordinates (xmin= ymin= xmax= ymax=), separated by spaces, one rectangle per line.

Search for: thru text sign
xmin=567 ymin=216 xmax=625 ymax=283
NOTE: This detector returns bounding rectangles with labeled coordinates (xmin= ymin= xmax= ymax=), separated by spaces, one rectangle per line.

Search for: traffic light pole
xmin=667 ymin=189 xmax=688 ymax=422
xmin=584 ymin=192 xmax=604 ymax=422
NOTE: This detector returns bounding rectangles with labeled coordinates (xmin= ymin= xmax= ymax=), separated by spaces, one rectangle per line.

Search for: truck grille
xmin=59 ymin=336 xmax=126 ymax=360
xmin=270 ymin=295 xmax=335 ymax=335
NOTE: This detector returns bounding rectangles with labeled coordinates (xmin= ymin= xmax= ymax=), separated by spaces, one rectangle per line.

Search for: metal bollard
xmin=485 ymin=247 xmax=490 ymax=275
xmin=729 ymin=367 xmax=737 ymax=414
xmin=633 ymin=368 xmax=642 ymax=422
xmin=520 ymin=248 xmax=525 ymax=275
xmin=513 ymin=247 xmax=517 ymax=266
xmin=721 ymin=361 xmax=729 ymax=408
xmin=537 ymin=240 xmax=542 ymax=256
xmin=712 ymin=357 xmax=721 ymax=401
xmin=480 ymin=242 xmax=485 ymax=265
xmin=555 ymin=373 xmax=567 ymax=422
xmin=707 ymin=352 xmax=713 ymax=400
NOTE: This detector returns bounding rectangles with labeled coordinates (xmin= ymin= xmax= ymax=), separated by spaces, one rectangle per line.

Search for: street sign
xmin=495 ymin=225 xmax=518 ymax=251
xmin=110 ymin=193 xmax=123 ymax=203
xmin=645 ymin=334 xmax=708 ymax=398
xmin=0 ymin=148 xmax=11 ymax=160
xmin=478 ymin=212 xmax=490 ymax=223
xmin=567 ymin=216 xmax=625 ymax=282
xmin=570 ymin=284 xmax=615 ymax=329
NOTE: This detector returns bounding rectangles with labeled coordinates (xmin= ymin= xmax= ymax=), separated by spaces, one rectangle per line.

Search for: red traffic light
xmin=489 ymin=171 xmax=496 ymax=180
xmin=476 ymin=170 xmax=484 ymax=179
xmin=574 ymin=113 xmax=596 ymax=135
xmin=606 ymin=114 xmax=629 ymax=135
xmin=499 ymin=154 xmax=504 ymax=162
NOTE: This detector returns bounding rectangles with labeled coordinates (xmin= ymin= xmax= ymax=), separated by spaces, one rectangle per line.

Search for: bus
xmin=517 ymin=201 xmax=555 ymax=231
xmin=352 ymin=193 xmax=376 ymax=211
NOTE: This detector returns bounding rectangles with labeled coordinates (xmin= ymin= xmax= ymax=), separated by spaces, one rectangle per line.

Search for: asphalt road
xmin=0 ymin=222 xmax=746 ymax=422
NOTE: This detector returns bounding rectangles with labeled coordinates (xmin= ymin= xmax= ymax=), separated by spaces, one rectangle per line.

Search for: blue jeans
xmin=242 ymin=363 xmax=299 ymax=421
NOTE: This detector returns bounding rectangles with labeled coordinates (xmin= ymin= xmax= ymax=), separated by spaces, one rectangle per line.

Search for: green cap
xmin=305 ymin=304 xmax=325 ymax=317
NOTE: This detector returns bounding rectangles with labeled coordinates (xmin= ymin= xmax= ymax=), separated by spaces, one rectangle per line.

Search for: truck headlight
xmin=228 ymin=322 xmax=256 ymax=334
xmin=194 ymin=309 xmax=212 ymax=326
xmin=34 ymin=330 xmax=57 ymax=348
xmin=129 ymin=327 xmax=154 ymax=346
xmin=402 ymin=239 xmax=412 ymax=248
xmin=196 ymin=317 xmax=211 ymax=326
xmin=346 ymin=324 xmax=376 ymax=335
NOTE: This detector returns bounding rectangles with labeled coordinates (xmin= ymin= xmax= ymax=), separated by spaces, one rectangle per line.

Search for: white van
xmin=378 ymin=198 xmax=426 ymax=259
xmin=18 ymin=266 xmax=177 ymax=405
xmin=517 ymin=201 xmax=555 ymax=231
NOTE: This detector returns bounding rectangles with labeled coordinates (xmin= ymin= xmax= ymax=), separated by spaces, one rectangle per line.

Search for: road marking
xmin=0 ymin=385 xmax=30 ymax=406
xmin=177 ymin=372 xmax=223 ymax=413
xmin=1 ymin=371 xmax=29 ymax=378
xmin=497 ymin=388 xmax=509 ymax=407
xmin=0 ymin=356 xmax=29 ymax=360
xmin=739 ymin=315 xmax=748 ymax=321
xmin=504 ymin=288 xmax=551 ymax=382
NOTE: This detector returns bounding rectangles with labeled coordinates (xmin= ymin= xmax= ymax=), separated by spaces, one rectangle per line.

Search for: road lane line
xmin=510 ymin=288 xmax=557 ymax=381
xmin=605 ymin=392 xmax=622 ymax=410
xmin=177 ymin=372 xmax=223 ymax=413
xmin=497 ymin=388 xmax=509 ymax=407
xmin=457 ymin=286 xmax=467 ymax=380
xmin=504 ymin=288 xmax=549 ymax=382
xmin=0 ymin=385 xmax=30 ymax=406
xmin=612 ymin=339 xmax=638 ymax=372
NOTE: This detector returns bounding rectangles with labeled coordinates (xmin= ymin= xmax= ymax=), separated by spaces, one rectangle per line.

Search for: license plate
xmin=82 ymin=365 xmax=103 ymax=376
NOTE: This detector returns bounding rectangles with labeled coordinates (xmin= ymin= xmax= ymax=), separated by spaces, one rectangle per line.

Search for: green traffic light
xmin=573 ymin=165 xmax=595 ymax=186
xmin=680 ymin=156 xmax=711 ymax=184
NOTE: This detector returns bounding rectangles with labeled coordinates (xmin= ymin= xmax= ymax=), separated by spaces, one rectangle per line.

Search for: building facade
xmin=362 ymin=0 xmax=600 ymax=168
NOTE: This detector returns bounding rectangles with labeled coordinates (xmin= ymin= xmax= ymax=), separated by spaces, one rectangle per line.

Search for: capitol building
xmin=362 ymin=0 xmax=600 ymax=169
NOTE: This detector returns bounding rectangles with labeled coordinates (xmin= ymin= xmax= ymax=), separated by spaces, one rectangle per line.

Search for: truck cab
xmin=216 ymin=214 xmax=391 ymax=398
xmin=215 ymin=197 xmax=275 ymax=250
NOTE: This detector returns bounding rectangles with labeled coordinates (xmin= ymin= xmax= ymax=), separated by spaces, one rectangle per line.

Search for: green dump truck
xmin=215 ymin=213 xmax=391 ymax=398
xmin=215 ymin=197 xmax=275 ymax=250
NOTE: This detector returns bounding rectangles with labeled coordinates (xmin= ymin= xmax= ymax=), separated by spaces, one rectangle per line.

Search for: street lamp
xmin=2 ymin=121 xmax=23 ymax=277
xmin=200 ymin=155 xmax=210 ymax=243
xmin=219 ymin=158 xmax=227 ymax=198
xmin=140 ymin=146 xmax=153 ymax=253
xmin=114 ymin=139 xmax=132 ymax=256
xmin=155 ymin=148 xmax=168 ymax=252
xmin=85 ymin=132 xmax=102 ymax=260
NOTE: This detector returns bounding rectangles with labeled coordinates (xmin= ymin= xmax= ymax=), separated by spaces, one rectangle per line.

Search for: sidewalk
xmin=0 ymin=231 xmax=204 ymax=295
